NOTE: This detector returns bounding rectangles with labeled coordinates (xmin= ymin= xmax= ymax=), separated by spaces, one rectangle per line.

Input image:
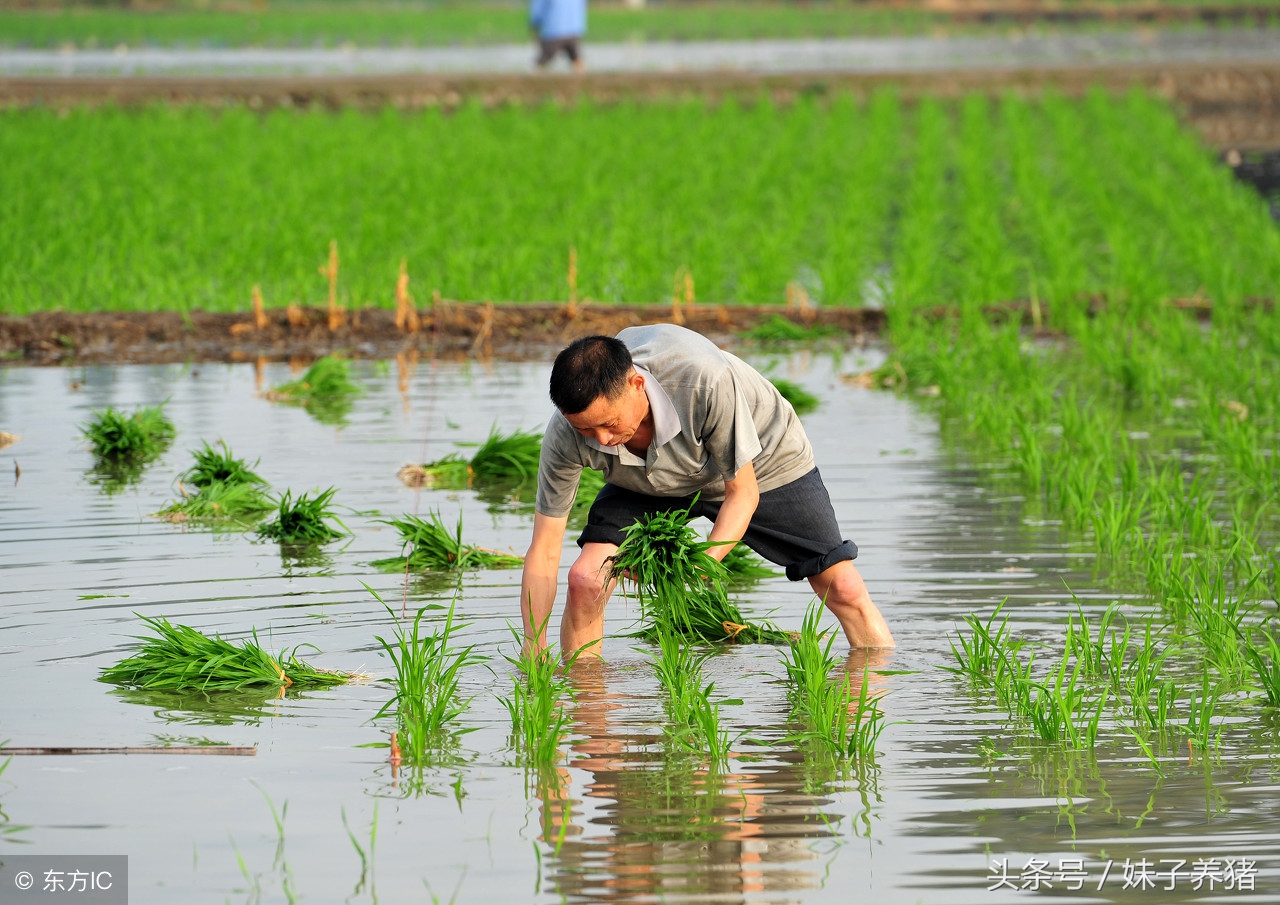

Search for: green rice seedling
xmin=371 ymin=591 xmax=481 ymax=765
xmin=99 ymin=614 xmax=350 ymax=692
xmin=257 ymin=488 xmax=348 ymax=545
xmin=267 ymin=357 xmax=360 ymax=425
xmin=647 ymin=632 xmax=711 ymax=729
xmin=944 ymin=601 xmax=1017 ymax=684
xmin=1183 ymin=667 xmax=1223 ymax=752
xmin=770 ymin=378 xmax=819 ymax=416
xmin=178 ymin=440 xmax=267 ymax=489
xmin=720 ymin=542 xmax=778 ymax=583
xmin=840 ymin=665 xmax=889 ymax=762
xmin=1237 ymin=624 xmax=1280 ymax=708
xmin=156 ymin=480 xmax=275 ymax=526
xmin=374 ymin=511 xmax=523 ymax=572
xmin=688 ymin=682 xmax=733 ymax=773
xmin=783 ymin=601 xmax=839 ymax=713
xmin=611 ymin=503 xmax=786 ymax=644
xmin=782 ymin=602 xmax=886 ymax=763
xmin=500 ymin=623 xmax=576 ymax=768
xmin=81 ymin=404 xmax=175 ymax=471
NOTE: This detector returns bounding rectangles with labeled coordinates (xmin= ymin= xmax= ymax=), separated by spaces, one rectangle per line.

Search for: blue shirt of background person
xmin=529 ymin=0 xmax=587 ymax=40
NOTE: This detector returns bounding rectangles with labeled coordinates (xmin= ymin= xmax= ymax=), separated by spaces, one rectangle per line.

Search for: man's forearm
xmin=521 ymin=569 xmax=557 ymax=648
xmin=707 ymin=463 xmax=760 ymax=561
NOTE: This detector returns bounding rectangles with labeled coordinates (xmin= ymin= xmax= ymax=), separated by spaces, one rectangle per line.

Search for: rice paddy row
xmin=4 ymin=90 xmax=1274 ymax=316
xmin=853 ymin=94 xmax=1280 ymax=765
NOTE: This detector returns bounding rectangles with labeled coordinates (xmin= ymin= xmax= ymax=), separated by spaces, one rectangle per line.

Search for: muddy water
xmin=1 ymin=350 xmax=1277 ymax=904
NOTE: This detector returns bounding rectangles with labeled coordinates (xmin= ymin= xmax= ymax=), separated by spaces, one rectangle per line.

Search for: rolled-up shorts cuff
xmin=784 ymin=539 xmax=857 ymax=581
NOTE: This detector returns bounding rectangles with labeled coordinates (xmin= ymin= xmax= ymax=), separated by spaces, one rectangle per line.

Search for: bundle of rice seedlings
xmin=81 ymin=404 xmax=175 ymax=462
xmin=399 ymin=427 xmax=543 ymax=489
xmin=157 ymin=481 xmax=275 ymax=525
xmin=742 ymin=315 xmax=838 ymax=345
xmin=266 ymin=356 xmax=360 ymax=424
xmin=179 ymin=440 xmax=268 ymax=489
xmin=257 ymin=488 xmax=348 ymax=544
xmin=769 ymin=378 xmax=820 ymax=416
xmin=373 ymin=511 xmax=523 ymax=572
xmin=100 ymin=614 xmax=351 ymax=692
xmin=611 ymin=504 xmax=787 ymax=644
xmin=157 ymin=441 xmax=273 ymax=524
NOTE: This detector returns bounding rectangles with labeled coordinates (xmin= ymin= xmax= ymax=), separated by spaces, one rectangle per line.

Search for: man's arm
xmin=705 ymin=459 xmax=759 ymax=562
xmin=521 ymin=511 xmax=568 ymax=654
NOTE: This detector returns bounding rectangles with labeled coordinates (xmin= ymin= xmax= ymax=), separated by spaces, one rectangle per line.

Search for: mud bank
xmin=0 ymin=303 xmax=886 ymax=366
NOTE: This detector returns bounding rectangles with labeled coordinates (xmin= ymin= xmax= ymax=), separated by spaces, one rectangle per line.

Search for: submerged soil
xmin=0 ymin=302 xmax=886 ymax=366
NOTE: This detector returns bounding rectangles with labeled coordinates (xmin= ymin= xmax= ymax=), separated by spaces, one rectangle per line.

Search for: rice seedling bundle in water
xmin=406 ymin=428 xmax=543 ymax=489
xmin=100 ymin=614 xmax=350 ymax=692
xmin=374 ymin=511 xmax=523 ymax=572
xmin=610 ymin=504 xmax=786 ymax=644
xmin=267 ymin=357 xmax=359 ymax=424
xmin=81 ymin=405 xmax=175 ymax=462
xmin=769 ymin=378 xmax=820 ymax=416
xmin=157 ymin=441 xmax=273 ymax=524
xmin=257 ymin=488 xmax=348 ymax=544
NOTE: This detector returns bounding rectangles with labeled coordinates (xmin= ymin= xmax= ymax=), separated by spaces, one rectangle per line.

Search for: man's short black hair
xmin=549 ymin=335 xmax=633 ymax=415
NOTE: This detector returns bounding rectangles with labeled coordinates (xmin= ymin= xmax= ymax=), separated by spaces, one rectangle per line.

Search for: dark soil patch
xmin=0 ymin=303 xmax=886 ymax=366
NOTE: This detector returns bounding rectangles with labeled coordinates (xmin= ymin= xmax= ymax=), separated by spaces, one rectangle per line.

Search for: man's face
xmin=564 ymin=371 xmax=648 ymax=448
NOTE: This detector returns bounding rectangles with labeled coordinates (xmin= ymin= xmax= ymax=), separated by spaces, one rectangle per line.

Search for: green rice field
xmin=2 ymin=89 xmax=1277 ymax=317
xmin=5 ymin=0 xmax=1276 ymax=50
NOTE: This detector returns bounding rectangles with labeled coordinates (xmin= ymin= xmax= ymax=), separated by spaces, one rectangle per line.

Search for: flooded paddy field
xmin=2 ymin=349 xmax=1278 ymax=903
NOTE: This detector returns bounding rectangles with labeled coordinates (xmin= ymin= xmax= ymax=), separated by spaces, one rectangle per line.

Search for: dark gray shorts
xmin=577 ymin=467 xmax=857 ymax=581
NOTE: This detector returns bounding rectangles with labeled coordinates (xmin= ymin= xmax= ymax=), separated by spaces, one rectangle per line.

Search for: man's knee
xmin=566 ymin=551 xmax=615 ymax=610
xmin=810 ymin=561 xmax=869 ymax=608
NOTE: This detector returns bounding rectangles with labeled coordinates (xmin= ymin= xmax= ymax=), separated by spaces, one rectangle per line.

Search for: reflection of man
xmin=520 ymin=324 xmax=894 ymax=657
xmin=529 ymin=0 xmax=587 ymax=72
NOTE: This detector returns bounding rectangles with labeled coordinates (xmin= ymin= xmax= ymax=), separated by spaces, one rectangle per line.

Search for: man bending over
xmin=521 ymin=324 xmax=894 ymax=657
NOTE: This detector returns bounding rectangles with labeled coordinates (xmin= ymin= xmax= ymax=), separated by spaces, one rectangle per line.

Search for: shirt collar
xmin=584 ymin=366 xmax=681 ymax=458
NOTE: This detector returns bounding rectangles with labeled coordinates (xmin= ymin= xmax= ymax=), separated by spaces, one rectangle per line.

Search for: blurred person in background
xmin=530 ymin=0 xmax=587 ymax=72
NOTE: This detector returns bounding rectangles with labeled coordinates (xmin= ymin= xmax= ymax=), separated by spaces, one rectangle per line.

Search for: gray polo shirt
xmin=536 ymin=324 xmax=815 ymax=518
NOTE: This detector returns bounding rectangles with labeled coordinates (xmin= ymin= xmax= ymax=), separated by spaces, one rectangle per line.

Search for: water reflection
xmin=538 ymin=660 xmax=865 ymax=902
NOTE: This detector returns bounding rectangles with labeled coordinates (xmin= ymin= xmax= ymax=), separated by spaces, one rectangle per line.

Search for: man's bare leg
xmin=808 ymin=560 xmax=895 ymax=648
xmin=561 ymin=542 xmax=619 ymax=659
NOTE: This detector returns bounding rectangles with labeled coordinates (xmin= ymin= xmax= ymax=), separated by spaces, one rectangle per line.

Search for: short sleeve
xmin=699 ymin=370 xmax=763 ymax=482
xmin=536 ymin=414 xmax=586 ymax=518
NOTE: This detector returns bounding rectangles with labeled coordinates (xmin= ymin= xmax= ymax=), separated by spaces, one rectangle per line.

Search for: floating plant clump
xmin=398 ymin=427 xmax=543 ymax=489
xmin=257 ymin=488 xmax=348 ymax=545
xmin=373 ymin=511 xmax=523 ymax=572
xmin=81 ymin=404 xmax=176 ymax=490
xmin=611 ymin=504 xmax=787 ymax=644
xmin=266 ymin=356 xmax=360 ymax=425
xmin=156 ymin=441 xmax=273 ymax=524
xmin=82 ymin=404 xmax=176 ymax=462
xmin=179 ymin=440 xmax=268 ymax=490
xmin=769 ymin=378 xmax=819 ymax=415
xmin=100 ymin=614 xmax=351 ymax=692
